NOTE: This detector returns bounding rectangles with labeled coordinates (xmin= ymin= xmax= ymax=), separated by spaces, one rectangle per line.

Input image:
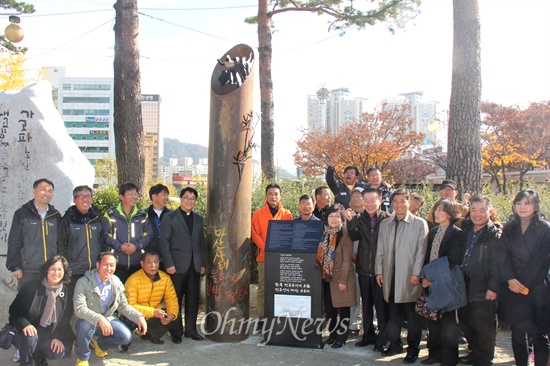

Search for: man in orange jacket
xmin=252 ymin=183 xmax=293 ymax=322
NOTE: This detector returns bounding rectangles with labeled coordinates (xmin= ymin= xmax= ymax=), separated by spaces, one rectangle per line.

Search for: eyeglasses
xmin=75 ymin=194 xmax=92 ymax=200
xmin=182 ymin=196 xmax=197 ymax=201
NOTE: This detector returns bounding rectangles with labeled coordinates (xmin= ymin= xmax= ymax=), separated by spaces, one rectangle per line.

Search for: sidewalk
xmin=0 ymin=285 xmax=516 ymax=365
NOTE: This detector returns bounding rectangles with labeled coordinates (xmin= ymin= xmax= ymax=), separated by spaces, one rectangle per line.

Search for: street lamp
xmin=316 ymin=85 xmax=330 ymax=131
xmin=4 ymin=15 xmax=24 ymax=43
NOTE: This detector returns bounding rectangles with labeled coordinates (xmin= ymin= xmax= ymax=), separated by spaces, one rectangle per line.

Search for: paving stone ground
xmin=0 ymin=285 xmax=516 ymax=366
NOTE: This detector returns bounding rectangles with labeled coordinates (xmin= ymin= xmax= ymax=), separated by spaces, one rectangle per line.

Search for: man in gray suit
xmin=159 ymin=187 xmax=205 ymax=343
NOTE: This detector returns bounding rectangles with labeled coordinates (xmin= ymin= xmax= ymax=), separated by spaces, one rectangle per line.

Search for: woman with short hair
xmin=316 ymin=203 xmax=357 ymax=349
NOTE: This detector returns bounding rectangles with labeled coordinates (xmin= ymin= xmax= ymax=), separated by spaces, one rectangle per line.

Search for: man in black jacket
xmin=159 ymin=187 xmax=205 ymax=343
xmin=326 ymin=157 xmax=366 ymax=208
xmin=7 ymin=178 xmax=60 ymax=290
xmin=146 ymin=184 xmax=171 ymax=270
xmin=58 ymin=185 xmax=106 ymax=353
xmin=345 ymin=187 xmax=390 ymax=352
xmin=458 ymin=195 xmax=501 ymax=366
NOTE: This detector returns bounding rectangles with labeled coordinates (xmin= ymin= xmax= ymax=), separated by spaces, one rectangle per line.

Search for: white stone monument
xmin=0 ymin=81 xmax=94 ymax=318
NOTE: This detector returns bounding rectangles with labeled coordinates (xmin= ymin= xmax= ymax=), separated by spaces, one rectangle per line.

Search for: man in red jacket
xmin=251 ymin=183 xmax=293 ymax=322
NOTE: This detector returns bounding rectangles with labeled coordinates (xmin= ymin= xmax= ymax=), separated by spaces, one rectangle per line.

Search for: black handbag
xmin=415 ymin=289 xmax=442 ymax=321
xmin=0 ymin=323 xmax=15 ymax=350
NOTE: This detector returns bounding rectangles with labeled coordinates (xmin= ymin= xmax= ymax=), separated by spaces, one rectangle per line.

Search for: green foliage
xmin=245 ymin=0 xmax=422 ymax=33
xmin=94 ymin=155 xmax=118 ymax=188
xmin=92 ymin=186 xmax=120 ymax=217
xmin=92 ymin=186 xmax=148 ymax=217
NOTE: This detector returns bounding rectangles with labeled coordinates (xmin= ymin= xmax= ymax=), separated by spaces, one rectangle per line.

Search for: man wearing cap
xmin=326 ymin=157 xmax=367 ymax=209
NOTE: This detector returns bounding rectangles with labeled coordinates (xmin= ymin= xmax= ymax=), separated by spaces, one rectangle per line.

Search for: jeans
xmin=75 ymin=318 xmax=133 ymax=360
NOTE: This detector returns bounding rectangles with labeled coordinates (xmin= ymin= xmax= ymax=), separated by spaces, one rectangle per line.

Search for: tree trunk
xmin=113 ymin=0 xmax=145 ymax=194
xmin=447 ymin=0 xmax=482 ymax=194
xmin=258 ymin=0 xmax=275 ymax=180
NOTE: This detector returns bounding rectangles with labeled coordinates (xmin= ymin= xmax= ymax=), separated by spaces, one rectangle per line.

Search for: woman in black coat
xmin=9 ymin=255 xmax=72 ymax=366
xmin=421 ymin=199 xmax=465 ymax=366
xmin=498 ymin=189 xmax=550 ymax=366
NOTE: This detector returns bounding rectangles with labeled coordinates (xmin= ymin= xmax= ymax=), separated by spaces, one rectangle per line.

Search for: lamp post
xmin=316 ymin=85 xmax=330 ymax=131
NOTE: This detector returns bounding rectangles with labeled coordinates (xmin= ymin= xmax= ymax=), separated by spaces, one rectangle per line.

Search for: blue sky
xmin=11 ymin=0 xmax=550 ymax=173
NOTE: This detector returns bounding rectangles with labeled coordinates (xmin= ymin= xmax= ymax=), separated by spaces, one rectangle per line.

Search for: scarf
xmin=315 ymin=225 xmax=342 ymax=281
xmin=40 ymin=279 xmax=64 ymax=327
xmin=430 ymin=223 xmax=449 ymax=262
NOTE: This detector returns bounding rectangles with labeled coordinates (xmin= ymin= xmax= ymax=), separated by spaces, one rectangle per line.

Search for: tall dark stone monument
xmin=205 ymin=44 xmax=255 ymax=342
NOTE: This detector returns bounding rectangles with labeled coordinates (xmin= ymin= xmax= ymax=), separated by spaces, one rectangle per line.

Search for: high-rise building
xmin=307 ymin=87 xmax=366 ymax=134
xmin=383 ymin=91 xmax=446 ymax=148
xmin=141 ymin=94 xmax=161 ymax=184
xmin=47 ymin=68 xmax=114 ymax=164
xmin=45 ymin=67 xmax=161 ymax=183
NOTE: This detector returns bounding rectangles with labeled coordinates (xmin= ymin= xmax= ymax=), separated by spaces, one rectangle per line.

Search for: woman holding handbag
xmin=421 ymin=199 xmax=465 ymax=366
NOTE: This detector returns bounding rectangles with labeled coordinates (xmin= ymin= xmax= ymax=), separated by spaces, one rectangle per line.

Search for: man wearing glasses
xmin=159 ymin=187 xmax=206 ymax=343
xmin=58 ymin=185 xmax=107 ymax=353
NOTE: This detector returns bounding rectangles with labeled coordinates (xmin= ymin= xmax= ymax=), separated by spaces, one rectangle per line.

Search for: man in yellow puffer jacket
xmin=122 ymin=249 xmax=179 ymax=347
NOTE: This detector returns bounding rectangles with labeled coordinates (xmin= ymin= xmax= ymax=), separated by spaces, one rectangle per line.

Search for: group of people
xmin=253 ymin=163 xmax=550 ymax=366
xmin=6 ymin=179 xmax=205 ymax=366
xmin=5 ymin=163 xmax=550 ymax=366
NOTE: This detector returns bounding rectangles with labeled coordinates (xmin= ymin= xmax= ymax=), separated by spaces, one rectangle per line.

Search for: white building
xmin=307 ymin=87 xmax=366 ymax=134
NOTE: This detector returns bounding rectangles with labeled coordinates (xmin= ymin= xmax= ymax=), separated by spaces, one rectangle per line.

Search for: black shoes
xmin=325 ymin=338 xmax=336 ymax=346
xmin=120 ymin=344 xmax=129 ymax=352
xmin=355 ymin=339 xmax=376 ymax=347
xmin=373 ymin=344 xmax=385 ymax=353
xmin=403 ymin=354 xmax=418 ymax=364
xmin=185 ymin=333 xmax=205 ymax=341
xmin=421 ymin=357 xmax=440 ymax=365
xmin=460 ymin=353 xmax=475 ymax=365
xmin=382 ymin=347 xmax=404 ymax=356
xmin=331 ymin=341 xmax=346 ymax=349
xmin=172 ymin=335 xmax=182 ymax=344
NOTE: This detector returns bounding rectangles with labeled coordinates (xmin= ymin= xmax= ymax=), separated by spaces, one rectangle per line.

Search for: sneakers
xmin=13 ymin=349 xmax=20 ymax=362
xmin=75 ymin=359 xmax=89 ymax=366
xmin=90 ymin=338 xmax=108 ymax=358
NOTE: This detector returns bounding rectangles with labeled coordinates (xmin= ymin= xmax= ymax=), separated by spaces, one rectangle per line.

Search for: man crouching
xmin=72 ymin=252 xmax=147 ymax=366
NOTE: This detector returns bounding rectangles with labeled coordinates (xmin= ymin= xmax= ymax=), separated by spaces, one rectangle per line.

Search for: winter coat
xmin=103 ymin=203 xmax=151 ymax=267
xmin=424 ymin=224 xmax=465 ymax=268
xmin=124 ymin=269 xmax=179 ymax=320
xmin=498 ymin=219 xmax=550 ymax=333
xmin=9 ymin=279 xmax=69 ymax=343
xmin=323 ymin=226 xmax=357 ymax=308
xmin=58 ymin=205 xmax=105 ymax=275
xmin=159 ymin=209 xmax=205 ymax=273
xmin=375 ymin=211 xmax=429 ymax=303
xmin=347 ymin=210 xmax=390 ymax=276
xmin=251 ymin=202 xmax=293 ymax=262
xmin=460 ymin=219 xmax=501 ymax=302
xmin=146 ymin=205 xmax=170 ymax=255
xmin=420 ymin=256 xmax=467 ymax=313
xmin=7 ymin=200 xmax=60 ymax=273
xmin=71 ymin=269 xmax=144 ymax=329
xmin=325 ymin=165 xmax=367 ymax=209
